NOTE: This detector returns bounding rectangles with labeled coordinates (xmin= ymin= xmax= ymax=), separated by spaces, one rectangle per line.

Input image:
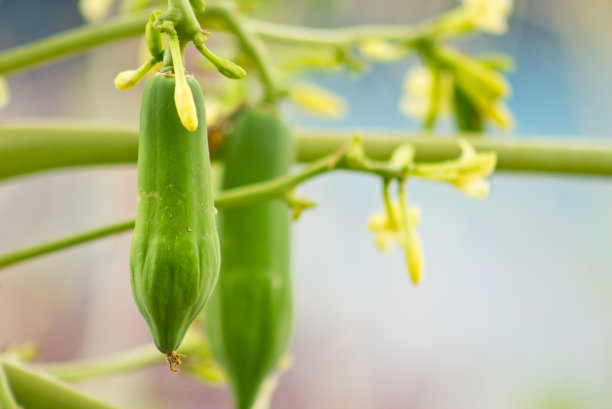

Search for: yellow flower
xmin=174 ymin=74 xmax=199 ymax=132
xmin=446 ymin=140 xmax=497 ymax=199
xmin=289 ymin=82 xmax=348 ymax=119
xmin=461 ymin=0 xmax=513 ymax=35
xmin=404 ymin=231 xmax=423 ymax=284
xmin=368 ymin=201 xmax=423 ymax=284
xmin=113 ymin=70 xmax=140 ymax=90
xmin=413 ymin=139 xmax=497 ymax=199
xmin=358 ymin=40 xmax=409 ymax=62
xmin=169 ymin=34 xmax=199 ymax=132
xmin=78 ymin=0 xmax=115 ymax=22
xmin=399 ymin=66 xmax=452 ymax=121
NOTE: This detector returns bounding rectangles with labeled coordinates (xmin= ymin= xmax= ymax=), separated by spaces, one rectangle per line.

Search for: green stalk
xmin=0 ymin=123 xmax=138 ymax=182
xmin=2 ymin=123 xmax=612 ymax=180
xmin=217 ymin=8 xmax=285 ymax=102
xmin=38 ymin=335 xmax=201 ymax=381
xmin=2 ymin=129 xmax=612 ymax=269
xmin=294 ymin=132 xmax=612 ymax=176
xmin=0 ymin=11 xmax=149 ymax=75
xmin=0 ymin=219 xmax=135 ymax=269
xmin=1 ymin=360 xmax=120 ymax=409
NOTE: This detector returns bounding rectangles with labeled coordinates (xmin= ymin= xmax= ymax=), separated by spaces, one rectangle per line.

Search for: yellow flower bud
xmin=168 ymin=34 xmax=199 ymax=132
xmin=114 ymin=70 xmax=140 ymax=90
xmin=174 ymin=75 xmax=199 ymax=132
xmin=404 ymin=232 xmax=423 ymax=285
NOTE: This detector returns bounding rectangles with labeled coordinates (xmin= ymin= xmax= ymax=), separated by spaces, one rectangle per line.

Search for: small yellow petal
xmin=367 ymin=213 xmax=388 ymax=232
xmin=455 ymin=179 xmax=490 ymax=199
xmin=374 ymin=233 xmax=394 ymax=253
xmin=174 ymin=76 xmax=199 ymax=132
xmin=404 ymin=233 xmax=423 ymax=285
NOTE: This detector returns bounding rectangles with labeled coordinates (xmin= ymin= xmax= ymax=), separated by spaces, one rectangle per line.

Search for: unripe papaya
xmin=206 ymin=108 xmax=294 ymax=409
xmin=130 ymin=74 xmax=220 ymax=356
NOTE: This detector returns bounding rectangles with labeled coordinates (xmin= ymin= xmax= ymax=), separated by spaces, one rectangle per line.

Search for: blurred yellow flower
xmin=289 ymin=82 xmax=348 ymax=119
xmin=461 ymin=0 xmax=513 ymax=34
xmin=413 ymin=139 xmax=497 ymax=199
xmin=399 ymin=66 xmax=452 ymax=121
xmin=79 ymin=0 xmax=115 ymax=22
xmin=358 ymin=40 xmax=409 ymax=62
xmin=368 ymin=201 xmax=423 ymax=284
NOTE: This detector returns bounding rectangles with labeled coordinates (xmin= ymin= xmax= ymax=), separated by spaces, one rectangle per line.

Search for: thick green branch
xmin=0 ymin=123 xmax=138 ymax=181
xmin=0 ymin=360 xmax=120 ymax=409
xmin=294 ymin=131 xmax=612 ymax=176
xmin=2 ymin=123 xmax=612 ymax=181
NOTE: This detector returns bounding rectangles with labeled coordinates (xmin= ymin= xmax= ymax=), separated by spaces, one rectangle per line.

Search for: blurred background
xmin=1 ymin=0 xmax=612 ymax=408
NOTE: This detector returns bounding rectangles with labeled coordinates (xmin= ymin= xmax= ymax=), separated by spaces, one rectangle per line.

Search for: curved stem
xmin=0 ymin=360 xmax=120 ymax=409
xmin=38 ymin=335 xmax=201 ymax=381
xmin=217 ymin=8 xmax=285 ymax=102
